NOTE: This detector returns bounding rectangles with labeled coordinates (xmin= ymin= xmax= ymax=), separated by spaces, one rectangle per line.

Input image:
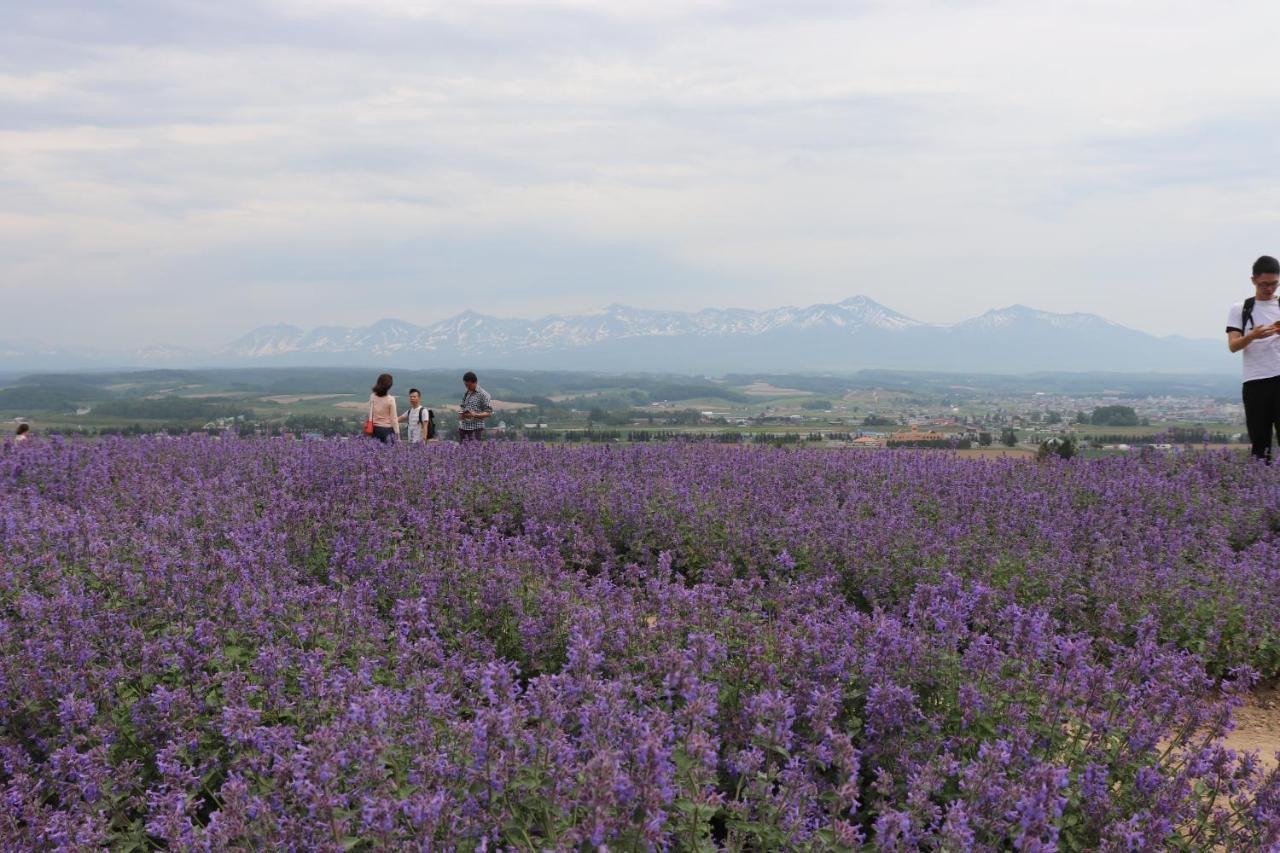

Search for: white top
xmin=1228 ymin=298 xmax=1280 ymax=382
xmin=404 ymin=405 xmax=431 ymax=443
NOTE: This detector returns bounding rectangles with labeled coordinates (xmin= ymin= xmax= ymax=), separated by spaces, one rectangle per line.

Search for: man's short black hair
xmin=408 ymin=388 xmax=420 ymax=396
xmin=463 ymin=371 xmax=478 ymax=383
xmin=1253 ymin=256 xmax=1280 ymax=276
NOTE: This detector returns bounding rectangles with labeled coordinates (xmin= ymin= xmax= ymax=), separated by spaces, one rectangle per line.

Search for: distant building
xmin=888 ymin=426 xmax=949 ymax=443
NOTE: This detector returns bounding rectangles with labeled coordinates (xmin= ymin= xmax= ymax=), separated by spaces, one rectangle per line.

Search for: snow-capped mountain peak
xmin=88 ymin=294 xmax=1214 ymax=374
xmin=957 ymin=305 xmax=1124 ymax=332
xmin=217 ymin=296 xmax=1151 ymax=361
xmin=1 ymin=296 xmax=1222 ymax=373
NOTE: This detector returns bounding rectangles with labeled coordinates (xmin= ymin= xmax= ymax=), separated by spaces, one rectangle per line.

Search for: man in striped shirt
xmin=457 ymin=371 xmax=493 ymax=441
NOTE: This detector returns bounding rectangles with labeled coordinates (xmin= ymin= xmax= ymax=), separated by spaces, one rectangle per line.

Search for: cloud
xmin=1 ymin=0 xmax=1278 ymax=351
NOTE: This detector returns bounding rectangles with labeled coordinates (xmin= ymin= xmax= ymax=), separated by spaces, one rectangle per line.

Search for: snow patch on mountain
xmin=217 ymin=297 xmax=1141 ymax=360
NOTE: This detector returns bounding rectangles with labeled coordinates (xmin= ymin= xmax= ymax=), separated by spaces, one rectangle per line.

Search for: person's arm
xmin=1229 ymin=324 xmax=1280 ymax=353
xmin=475 ymin=391 xmax=494 ymax=421
xmin=1227 ymin=305 xmax=1245 ymax=352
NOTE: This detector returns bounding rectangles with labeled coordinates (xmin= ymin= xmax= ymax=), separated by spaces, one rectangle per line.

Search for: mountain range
xmin=0 ymin=296 xmax=1230 ymax=374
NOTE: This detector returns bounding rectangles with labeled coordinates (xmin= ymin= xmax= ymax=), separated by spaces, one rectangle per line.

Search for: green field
xmin=1 ymin=367 xmax=1245 ymax=446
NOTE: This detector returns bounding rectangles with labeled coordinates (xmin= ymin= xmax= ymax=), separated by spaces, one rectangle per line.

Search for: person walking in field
xmin=1227 ymin=255 xmax=1280 ymax=462
xmin=398 ymin=387 xmax=435 ymax=445
xmin=457 ymin=371 xmax=493 ymax=442
xmin=367 ymin=373 xmax=399 ymax=444
xmin=14 ymin=423 xmax=30 ymax=442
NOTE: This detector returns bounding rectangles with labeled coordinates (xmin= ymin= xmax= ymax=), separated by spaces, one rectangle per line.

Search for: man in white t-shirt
xmin=1226 ymin=255 xmax=1280 ymax=462
xmin=397 ymin=388 xmax=434 ymax=445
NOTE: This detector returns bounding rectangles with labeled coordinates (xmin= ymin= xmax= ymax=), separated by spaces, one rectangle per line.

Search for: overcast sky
xmin=3 ymin=0 xmax=1279 ymax=350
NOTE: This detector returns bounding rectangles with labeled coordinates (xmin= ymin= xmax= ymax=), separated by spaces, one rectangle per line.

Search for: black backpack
xmin=412 ymin=407 xmax=436 ymax=439
xmin=1242 ymin=297 xmax=1257 ymax=332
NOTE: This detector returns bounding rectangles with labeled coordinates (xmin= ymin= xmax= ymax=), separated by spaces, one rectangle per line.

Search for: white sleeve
xmin=1227 ymin=303 xmax=1243 ymax=332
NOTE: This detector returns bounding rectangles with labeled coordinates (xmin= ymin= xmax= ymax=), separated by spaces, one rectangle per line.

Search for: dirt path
xmin=1223 ymin=684 xmax=1280 ymax=766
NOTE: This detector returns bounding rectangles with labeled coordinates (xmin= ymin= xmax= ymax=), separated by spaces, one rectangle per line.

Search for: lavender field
xmin=3 ymin=437 xmax=1280 ymax=850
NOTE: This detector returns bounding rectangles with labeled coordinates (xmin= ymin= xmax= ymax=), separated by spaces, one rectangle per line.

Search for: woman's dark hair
xmin=372 ymin=373 xmax=393 ymax=397
xmin=15 ymin=423 xmax=30 ymax=435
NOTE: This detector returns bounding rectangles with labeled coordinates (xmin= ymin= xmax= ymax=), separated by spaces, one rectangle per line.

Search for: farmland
xmin=3 ymin=437 xmax=1279 ymax=848
xmin=0 ymin=368 xmax=1250 ymax=461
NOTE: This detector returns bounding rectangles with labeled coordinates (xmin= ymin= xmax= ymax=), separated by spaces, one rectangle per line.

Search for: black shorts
xmin=371 ymin=425 xmax=396 ymax=444
xmin=458 ymin=427 xmax=484 ymax=442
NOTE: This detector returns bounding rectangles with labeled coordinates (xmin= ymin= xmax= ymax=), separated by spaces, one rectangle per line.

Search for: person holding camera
xmin=456 ymin=371 xmax=492 ymax=442
xmin=1227 ymin=255 xmax=1280 ymax=462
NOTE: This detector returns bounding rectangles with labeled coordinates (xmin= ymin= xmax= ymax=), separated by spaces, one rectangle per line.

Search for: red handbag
xmin=363 ymin=398 xmax=375 ymax=435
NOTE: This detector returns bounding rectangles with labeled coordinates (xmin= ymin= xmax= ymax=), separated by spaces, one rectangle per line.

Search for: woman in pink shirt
xmin=368 ymin=374 xmax=399 ymax=444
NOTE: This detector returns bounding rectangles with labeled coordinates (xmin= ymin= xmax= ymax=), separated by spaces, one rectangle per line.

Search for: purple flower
xmin=0 ymin=438 xmax=1277 ymax=848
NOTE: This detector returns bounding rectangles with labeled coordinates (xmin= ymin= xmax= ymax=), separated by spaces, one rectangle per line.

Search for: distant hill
xmin=215 ymin=297 xmax=1226 ymax=373
xmin=1 ymin=296 xmax=1230 ymax=374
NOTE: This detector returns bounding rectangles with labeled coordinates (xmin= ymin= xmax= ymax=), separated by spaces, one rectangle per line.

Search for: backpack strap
xmin=1243 ymin=296 xmax=1257 ymax=331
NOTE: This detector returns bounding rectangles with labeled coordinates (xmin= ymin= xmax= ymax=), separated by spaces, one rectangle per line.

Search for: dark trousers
xmin=1242 ymin=375 xmax=1280 ymax=462
xmin=371 ymin=425 xmax=396 ymax=444
xmin=458 ymin=427 xmax=484 ymax=442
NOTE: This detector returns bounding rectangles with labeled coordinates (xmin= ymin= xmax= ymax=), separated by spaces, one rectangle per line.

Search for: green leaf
xmin=674 ymin=798 xmax=718 ymax=821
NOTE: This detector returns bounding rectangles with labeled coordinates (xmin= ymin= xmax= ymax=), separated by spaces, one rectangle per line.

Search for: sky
xmin=3 ymin=0 xmax=1280 ymax=351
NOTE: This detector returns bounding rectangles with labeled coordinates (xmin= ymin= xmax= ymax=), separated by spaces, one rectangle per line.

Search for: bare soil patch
xmin=738 ymin=382 xmax=811 ymax=396
xmin=334 ymin=399 xmax=533 ymax=411
xmin=1225 ymin=683 xmax=1280 ymax=767
xmin=260 ymin=394 xmax=351 ymax=404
